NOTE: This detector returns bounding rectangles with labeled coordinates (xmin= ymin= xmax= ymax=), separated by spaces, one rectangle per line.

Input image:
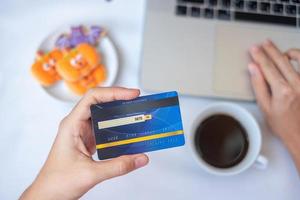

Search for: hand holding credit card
xmin=91 ymin=91 xmax=185 ymax=160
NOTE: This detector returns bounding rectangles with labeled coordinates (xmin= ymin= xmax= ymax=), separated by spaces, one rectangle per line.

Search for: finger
xmin=69 ymin=87 xmax=140 ymax=121
xmin=249 ymin=45 xmax=286 ymax=90
xmin=261 ymin=40 xmax=299 ymax=85
xmin=286 ymin=48 xmax=300 ymax=63
xmin=286 ymin=49 xmax=300 ymax=74
xmin=248 ymin=63 xmax=271 ymax=113
xmin=93 ymin=154 xmax=149 ymax=182
xmin=80 ymin=120 xmax=96 ymax=155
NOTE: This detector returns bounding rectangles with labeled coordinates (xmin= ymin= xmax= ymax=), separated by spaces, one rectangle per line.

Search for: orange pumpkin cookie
xmin=56 ymin=43 xmax=100 ymax=82
xmin=65 ymin=65 xmax=106 ymax=95
xmin=31 ymin=49 xmax=63 ymax=86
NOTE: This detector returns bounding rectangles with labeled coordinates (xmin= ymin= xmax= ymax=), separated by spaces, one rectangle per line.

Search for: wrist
xmin=19 ymin=182 xmax=49 ymax=200
xmin=282 ymin=133 xmax=300 ymax=171
xmin=283 ymin=133 xmax=300 ymax=153
xmin=20 ymin=180 xmax=56 ymax=200
xmin=20 ymin=174 xmax=71 ymax=200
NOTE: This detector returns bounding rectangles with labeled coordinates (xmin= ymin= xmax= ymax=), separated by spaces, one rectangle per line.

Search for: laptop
xmin=140 ymin=0 xmax=300 ymax=101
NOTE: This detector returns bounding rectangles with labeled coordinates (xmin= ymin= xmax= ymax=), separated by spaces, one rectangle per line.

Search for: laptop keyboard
xmin=176 ymin=0 xmax=300 ymax=27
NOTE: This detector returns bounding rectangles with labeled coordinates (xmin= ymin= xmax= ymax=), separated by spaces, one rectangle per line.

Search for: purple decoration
xmin=55 ymin=25 xmax=105 ymax=49
xmin=87 ymin=35 xmax=98 ymax=46
xmin=70 ymin=35 xmax=88 ymax=47
xmin=55 ymin=34 xmax=71 ymax=49
xmin=69 ymin=26 xmax=89 ymax=47
xmin=90 ymin=26 xmax=102 ymax=39
xmin=71 ymin=26 xmax=85 ymax=37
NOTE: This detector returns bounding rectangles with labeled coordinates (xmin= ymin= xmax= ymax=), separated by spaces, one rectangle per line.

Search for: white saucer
xmin=38 ymin=23 xmax=119 ymax=102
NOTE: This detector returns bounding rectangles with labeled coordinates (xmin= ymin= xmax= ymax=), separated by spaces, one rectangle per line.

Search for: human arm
xmin=20 ymin=87 xmax=149 ymax=200
xmin=248 ymin=40 xmax=300 ymax=173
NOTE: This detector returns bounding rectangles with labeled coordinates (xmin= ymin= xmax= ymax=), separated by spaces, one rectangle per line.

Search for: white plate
xmin=38 ymin=24 xmax=119 ymax=102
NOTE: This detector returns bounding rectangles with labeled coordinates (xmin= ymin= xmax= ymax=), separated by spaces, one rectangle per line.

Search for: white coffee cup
xmin=190 ymin=102 xmax=268 ymax=176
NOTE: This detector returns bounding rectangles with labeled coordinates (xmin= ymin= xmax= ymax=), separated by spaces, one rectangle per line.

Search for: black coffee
xmin=195 ymin=114 xmax=249 ymax=168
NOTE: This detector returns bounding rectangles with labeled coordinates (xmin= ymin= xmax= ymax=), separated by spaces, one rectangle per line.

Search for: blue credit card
xmin=90 ymin=91 xmax=185 ymax=160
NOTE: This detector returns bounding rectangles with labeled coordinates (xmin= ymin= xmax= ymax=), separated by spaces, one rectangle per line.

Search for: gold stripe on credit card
xmin=98 ymin=114 xmax=152 ymax=129
xmin=96 ymin=130 xmax=184 ymax=149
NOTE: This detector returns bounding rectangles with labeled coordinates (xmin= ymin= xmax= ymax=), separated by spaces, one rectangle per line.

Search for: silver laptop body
xmin=140 ymin=0 xmax=300 ymax=100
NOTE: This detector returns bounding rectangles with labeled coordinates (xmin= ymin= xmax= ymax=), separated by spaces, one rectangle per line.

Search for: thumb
xmin=93 ymin=154 xmax=149 ymax=182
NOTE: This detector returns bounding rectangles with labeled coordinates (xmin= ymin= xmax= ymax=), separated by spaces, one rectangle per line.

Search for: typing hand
xmin=248 ymin=40 xmax=300 ymax=172
xmin=20 ymin=87 xmax=149 ymax=200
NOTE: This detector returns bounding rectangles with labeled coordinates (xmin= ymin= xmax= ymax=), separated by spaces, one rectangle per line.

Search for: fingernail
xmin=264 ymin=39 xmax=272 ymax=46
xmin=248 ymin=63 xmax=257 ymax=76
xmin=129 ymin=88 xmax=140 ymax=92
xmin=250 ymin=45 xmax=259 ymax=53
xmin=134 ymin=155 xmax=148 ymax=168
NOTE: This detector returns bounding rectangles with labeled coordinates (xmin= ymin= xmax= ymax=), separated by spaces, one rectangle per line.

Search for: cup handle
xmin=254 ymin=155 xmax=268 ymax=170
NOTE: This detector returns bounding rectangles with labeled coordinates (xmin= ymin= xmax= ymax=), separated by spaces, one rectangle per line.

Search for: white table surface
xmin=0 ymin=0 xmax=299 ymax=199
